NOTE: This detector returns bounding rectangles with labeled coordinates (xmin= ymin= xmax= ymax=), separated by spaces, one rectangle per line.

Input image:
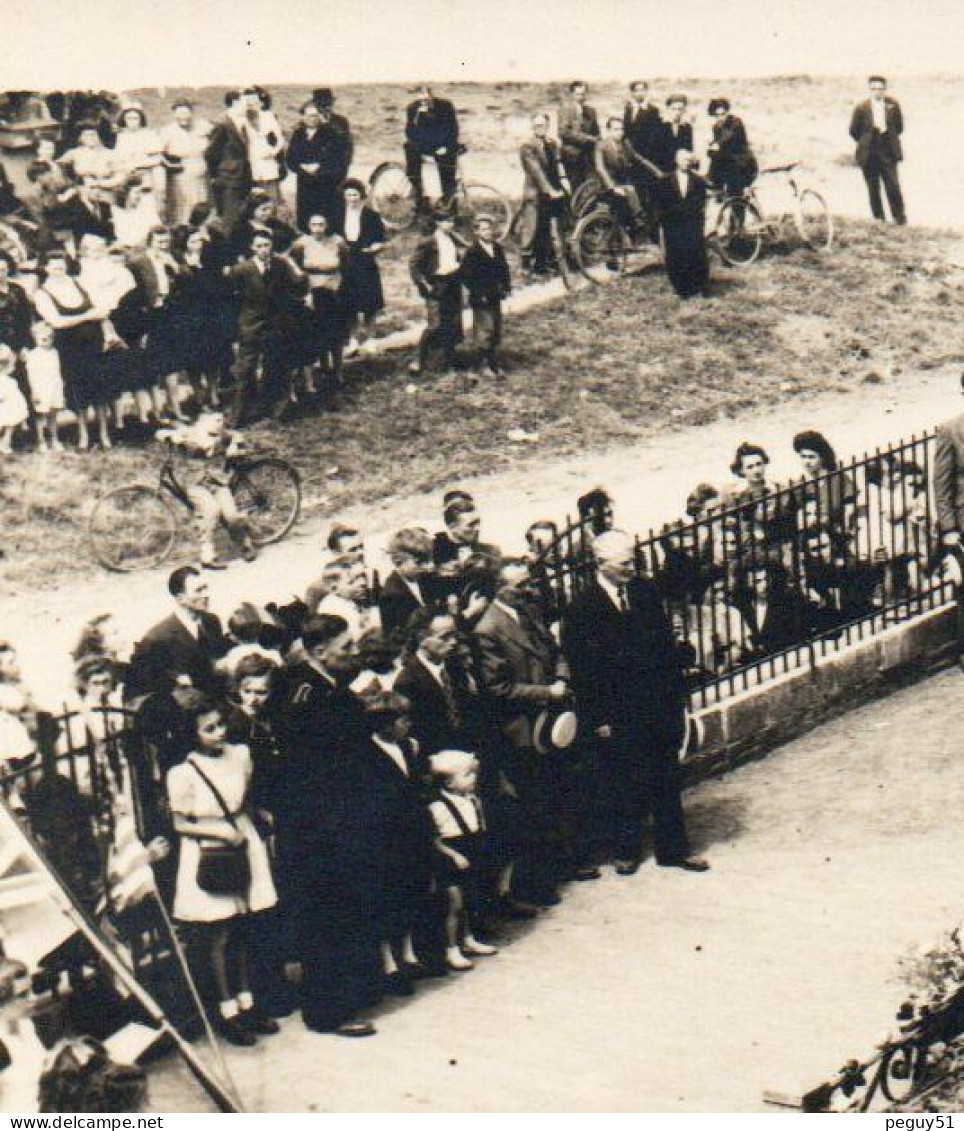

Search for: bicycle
xmin=709 ymin=162 xmax=834 ymax=268
xmin=570 ymin=184 xmax=663 ymax=284
xmin=505 ymin=191 xmax=579 ymax=291
xmin=88 ymin=440 xmax=302 ymax=572
xmin=368 ymin=147 xmax=512 ymax=240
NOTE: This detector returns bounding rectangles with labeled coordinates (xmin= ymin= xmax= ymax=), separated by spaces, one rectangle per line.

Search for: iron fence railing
xmin=532 ymin=430 xmax=955 ymax=709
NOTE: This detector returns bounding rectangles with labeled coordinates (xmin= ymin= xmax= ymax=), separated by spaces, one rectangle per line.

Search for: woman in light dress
xmin=111 ymin=179 xmax=162 ymax=251
xmin=159 ymin=101 xmax=212 ymax=227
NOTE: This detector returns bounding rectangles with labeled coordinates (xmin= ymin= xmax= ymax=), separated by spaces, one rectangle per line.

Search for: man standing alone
xmin=849 ymin=75 xmax=906 ymax=225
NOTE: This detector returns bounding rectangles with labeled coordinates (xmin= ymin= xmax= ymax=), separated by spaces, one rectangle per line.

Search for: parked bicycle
xmin=368 ymin=146 xmax=512 ymax=239
xmin=88 ymin=440 xmax=301 ymax=572
xmin=709 ymin=162 xmax=834 ymax=268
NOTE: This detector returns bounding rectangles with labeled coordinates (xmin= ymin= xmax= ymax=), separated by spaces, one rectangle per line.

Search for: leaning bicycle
xmin=710 ymin=162 xmax=834 ymax=268
xmin=88 ymin=441 xmax=302 ymax=572
xmin=368 ymin=147 xmax=511 ymax=240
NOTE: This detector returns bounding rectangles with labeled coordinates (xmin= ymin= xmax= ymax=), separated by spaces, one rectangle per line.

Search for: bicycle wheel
xmin=573 ymin=209 xmax=629 ymax=284
xmin=232 ymin=458 xmax=301 ymax=546
xmin=550 ymin=215 xmax=577 ymax=291
xmin=368 ymin=161 xmax=417 ymax=231
xmin=570 ymin=176 xmax=602 ymax=219
xmin=454 ymin=183 xmax=512 ymax=240
xmin=795 ymin=188 xmax=834 ymax=252
xmin=89 ymin=485 xmax=179 ymax=572
xmin=713 ymin=198 xmax=764 ymax=267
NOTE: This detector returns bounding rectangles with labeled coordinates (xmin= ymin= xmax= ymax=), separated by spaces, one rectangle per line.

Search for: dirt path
xmin=8 ymin=356 xmax=961 ymax=704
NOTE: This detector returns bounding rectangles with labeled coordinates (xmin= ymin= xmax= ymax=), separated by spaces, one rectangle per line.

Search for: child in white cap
xmin=428 ymin=749 xmax=498 ymax=971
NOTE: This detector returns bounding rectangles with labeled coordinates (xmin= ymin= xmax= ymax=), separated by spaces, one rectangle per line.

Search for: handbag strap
xmin=188 ymin=757 xmax=241 ymax=829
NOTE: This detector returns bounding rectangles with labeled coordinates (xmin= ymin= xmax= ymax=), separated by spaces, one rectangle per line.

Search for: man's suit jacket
xmin=519 ymin=137 xmax=564 ymax=200
xmin=228 ymin=256 xmax=305 ymax=339
xmin=205 ymin=116 xmax=253 ymax=189
xmin=558 ymin=100 xmax=600 ymax=163
xmin=459 ymin=241 xmax=511 ymax=308
xmin=378 ymin=570 xmax=441 ymax=639
xmin=561 ymin=576 xmax=688 ymax=734
xmin=655 ymin=169 xmax=708 ymax=221
xmin=128 ymin=252 xmax=179 ymax=313
xmin=653 ymin=120 xmax=694 ymax=173
xmin=473 ymin=600 xmax=562 ymax=749
xmin=408 ymin=232 xmax=466 ymax=298
xmin=594 ymin=137 xmax=645 ymax=191
xmin=395 ymin=653 xmax=477 ymax=755
xmin=934 ymin=413 xmax=964 ymax=534
xmin=286 ymin=118 xmax=353 ymax=183
xmin=849 ymin=98 xmax=903 ymax=167
xmin=405 ymin=98 xmax=459 ymax=154
xmin=622 ymin=102 xmax=662 ymax=161
xmin=126 ymin=611 xmax=228 ymax=700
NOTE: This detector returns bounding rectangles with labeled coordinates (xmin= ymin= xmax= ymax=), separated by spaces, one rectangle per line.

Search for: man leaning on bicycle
xmin=158 ymin=412 xmax=257 ymax=571
xmin=594 ymin=116 xmax=661 ymax=239
xmin=404 ymin=84 xmax=461 ymax=212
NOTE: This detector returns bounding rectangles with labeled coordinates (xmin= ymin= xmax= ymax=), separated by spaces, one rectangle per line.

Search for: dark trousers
xmin=417 ymin=277 xmax=463 ymax=371
xmin=405 ymin=144 xmax=458 ymax=202
xmin=211 ymin=178 xmax=250 ymax=229
xmin=471 ymin=303 xmax=502 ymax=367
xmin=519 ymin=196 xmax=565 ymax=271
xmin=296 ymin=895 xmax=381 ymax=1031
xmin=296 ymin=177 xmax=343 ymax=232
xmin=230 ymin=329 xmax=289 ymax=424
xmin=561 ymin=152 xmax=593 ymax=192
xmin=502 ymin=746 xmax=566 ymax=897
xmin=861 ymin=153 xmax=906 ymax=223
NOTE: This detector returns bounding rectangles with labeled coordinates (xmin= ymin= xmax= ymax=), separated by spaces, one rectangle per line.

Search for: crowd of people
xmin=0 ymin=74 xmax=906 ymax=451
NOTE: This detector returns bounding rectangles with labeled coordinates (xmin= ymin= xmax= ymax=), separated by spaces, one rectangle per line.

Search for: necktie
xmin=618 ymin=586 xmax=629 ymax=614
xmin=471 ymin=796 xmax=486 ymax=833
xmin=439 ymin=667 xmax=461 ymax=727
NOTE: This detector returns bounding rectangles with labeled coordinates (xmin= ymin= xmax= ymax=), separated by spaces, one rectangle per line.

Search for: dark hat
xmin=313 ymin=87 xmax=335 ymax=107
xmin=708 ymin=97 xmax=731 ymax=115
xmin=666 ymin=93 xmax=688 ymax=107
xmin=533 ymin=706 xmax=578 ymax=755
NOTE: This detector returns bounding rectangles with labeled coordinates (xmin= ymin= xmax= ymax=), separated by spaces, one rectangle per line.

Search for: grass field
xmin=3 ymin=217 xmax=964 ymax=599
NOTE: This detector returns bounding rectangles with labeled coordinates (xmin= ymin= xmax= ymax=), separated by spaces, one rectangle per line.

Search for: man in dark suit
xmin=408 ymin=209 xmax=465 ymax=376
xmin=518 ymin=112 xmax=566 ymax=276
xmin=474 ymin=558 xmax=571 ymax=902
xmin=269 ymin=615 xmax=379 ymax=1037
xmin=622 ymin=80 xmax=662 ymax=167
xmin=558 ymin=81 xmax=600 ymax=191
xmin=459 ymin=214 xmax=512 ymax=377
xmin=395 ymin=607 xmax=480 ymax=756
xmin=379 ymin=527 xmax=440 ymax=639
xmin=849 ymin=75 xmax=906 ymax=225
xmin=126 ymin=566 xmax=228 ymax=701
xmin=432 ymin=496 xmax=502 ymax=602
xmin=655 ymin=149 xmax=710 ymax=299
xmin=653 ymin=95 xmax=694 ymax=173
xmin=226 ymin=231 xmax=306 ymax=424
xmin=561 ymin=530 xmax=708 ymax=874
xmin=595 ymin=116 xmax=659 ymax=235
xmin=404 ymin=86 xmax=460 ymax=208
xmin=205 ymin=91 xmax=253 ymax=228
xmin=286 ymin=92 xmax=354 ymax=231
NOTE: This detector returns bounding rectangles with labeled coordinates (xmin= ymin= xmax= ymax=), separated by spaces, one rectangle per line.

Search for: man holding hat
xmin=474 ymin=558 xmax=573 ymax=905
xmin=562 ymin=529 xmax=708 ymax=876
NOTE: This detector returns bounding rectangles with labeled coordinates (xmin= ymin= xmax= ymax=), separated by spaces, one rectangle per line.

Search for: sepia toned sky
xmin=6 ymin=0 xmax=964 ymax=88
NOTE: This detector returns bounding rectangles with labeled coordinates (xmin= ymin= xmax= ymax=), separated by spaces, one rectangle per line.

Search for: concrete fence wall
xmin=683 ymin=602 xmax=959 ymax=785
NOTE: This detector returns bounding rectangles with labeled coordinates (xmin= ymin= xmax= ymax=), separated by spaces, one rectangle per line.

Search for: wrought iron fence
xmin=532 ymin=430 xmax=955 ymax=709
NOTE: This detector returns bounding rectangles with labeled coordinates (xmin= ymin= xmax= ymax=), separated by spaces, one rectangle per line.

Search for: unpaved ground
xmin=141 ymin=667 xmax=964 ymax=1113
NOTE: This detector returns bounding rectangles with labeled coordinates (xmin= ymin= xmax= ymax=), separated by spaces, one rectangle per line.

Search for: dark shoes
xmin=497 ymin=894 xmax=540 ymax=920
xmin=241 ymin=1010 xmax=280 ymax=1036
xmin=201 ymin=558 xmax=228 ymax=571
xmin=614 ymin=859 xmax=642 ymax=876
xmin=216 ymin=1017 xmax=256 ymax=1047
xmin=659 ymin=856 xmax=710 ymax=873
xmin=383 ymin=971 xmax=416 ymax=997
xmin=572 ymin=866 xmax=602 ymax=881
xmin=305 ymin=1018 xmax=377 ymax=1037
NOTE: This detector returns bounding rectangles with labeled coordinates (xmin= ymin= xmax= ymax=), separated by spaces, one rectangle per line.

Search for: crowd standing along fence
xmin=531 ymin=429 xmax=955 ymax=710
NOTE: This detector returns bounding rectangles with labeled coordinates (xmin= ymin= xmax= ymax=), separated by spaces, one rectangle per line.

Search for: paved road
xmin=148 ymin=667 xmax=964 ymax=1113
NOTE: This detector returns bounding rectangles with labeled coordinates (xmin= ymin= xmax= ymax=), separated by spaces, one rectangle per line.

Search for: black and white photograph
xmin=1 ymin=0 xmax=964 ymax=1115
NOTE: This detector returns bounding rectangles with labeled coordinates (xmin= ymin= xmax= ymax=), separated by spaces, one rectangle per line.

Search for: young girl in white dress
xmin=0 ymin=343 xmax=28 ymax=453
xmin=25 ymin=321 xmax=65 ymax=451
xmin=166 ymin=694 xmax=280 ymax=1045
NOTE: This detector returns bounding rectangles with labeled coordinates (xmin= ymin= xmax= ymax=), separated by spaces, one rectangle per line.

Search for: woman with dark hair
xmin=792 ymin=428 xmax=857 ymax=533
xmin=229 ymin=192 xmax=297 ymax=263
xmin=706 ymin=98 xmax=757 ymax=197
xmin=159 ymin=100 xmax=212 ymax=227
xmin=113 ymin=105 xmax=165 ymax=205
xmin=32 ymin=249 xmax=115 ymax=449
xmin=170 ymin=226 xmax=236 ymax=409
xmin=336 ymin=178 xmax=387 ymax=354
xmin=289 ymin=213 xmax=349 ymax=384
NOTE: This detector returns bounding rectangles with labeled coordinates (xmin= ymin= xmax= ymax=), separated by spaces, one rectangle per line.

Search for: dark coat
xmin=378 ymin=570 xmax=437 ymax=639
xmin=126 ymin=611 xmax=228 ymax=701
xmin=653 ymin=120 xmax=694 ymax=173
xmin=731 ymin=583 xmax=805 ymax=657
xmin=59 ymin=195 xmax=114 ymax=243
xmin=473 ymin=600 xmax=562 ymax=750
xmin=933 ymin=413 xmax=964 ymax=535
xmin=519 ymin=137 xmax=564 ymax=200
xmin=335 ymin=204 xmax=387 ymax=318
xmin=849 ymin=98 xmax=904 ymax=166
xmin=405 ymin=98 xmax=459 ymax=154
xmin=622 ymin=102 xmax=662 ymax=161
xmin=286 ymin=118 xmax=353 ymax=229
xmin=0 ymin=283 xmax=33 ymax=352
xmin=558 ymin=100 xmax=600 ymax=163
xmin=395 ymin=653 xmax=479 ymax=756
xmin=561 ymin=576 xmax=688 ymax=735
xmin=409 ymin=231 xmax=466 ymax=298
xmin=708 ymin=114 xmax=757 ymax=190
xmin=204 ymin=117 xmax=252 ymax=192
xmin=228 ymin=255 xmax=306 ymax=341
xmin=459 ymin=241 xmax=511 ymax=309
xmin=655 ymin=170 xmax=710 ymax=299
